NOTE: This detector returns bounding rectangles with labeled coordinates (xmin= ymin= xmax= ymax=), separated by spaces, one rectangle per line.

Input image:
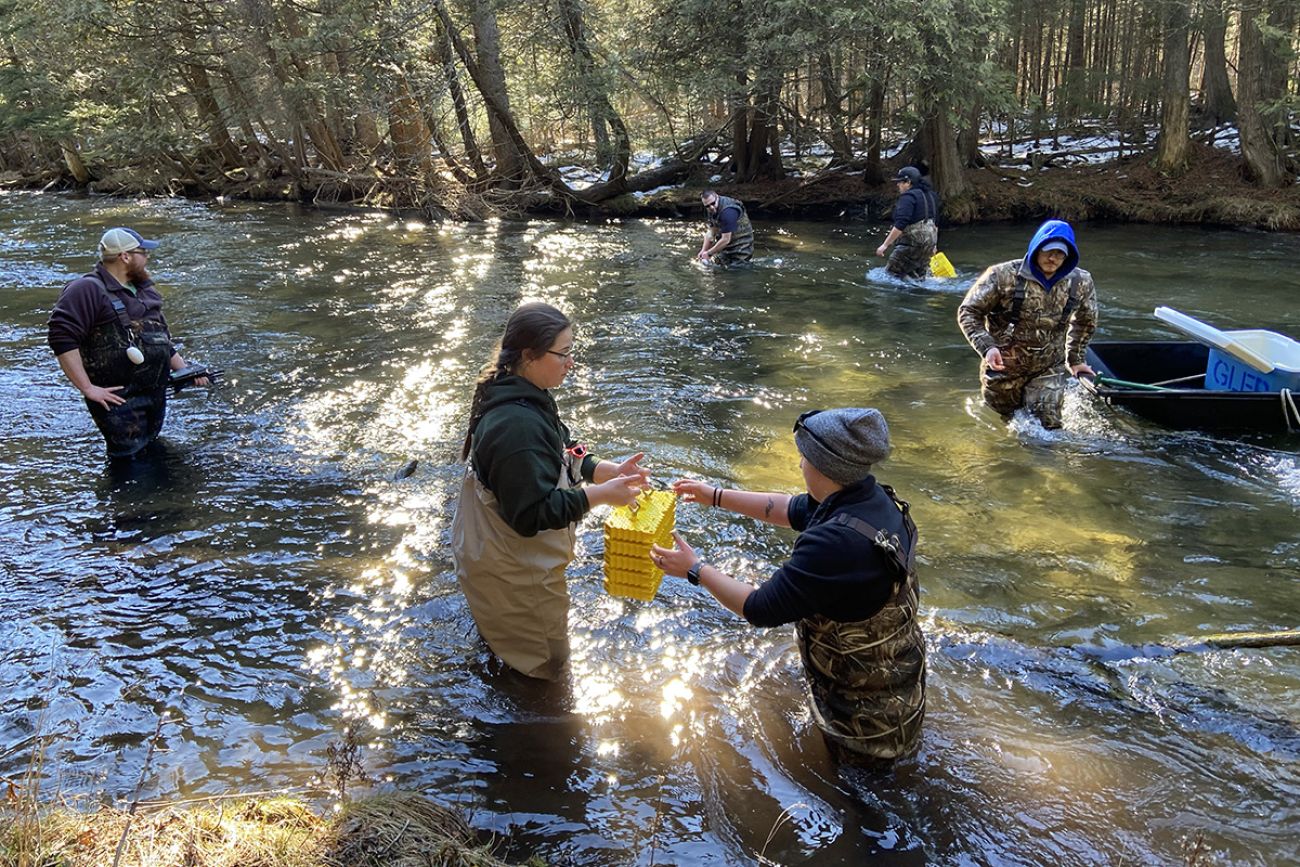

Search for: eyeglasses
xmin=128 ymin=249 xmax=150 ymax=258
xmin=794 ymin=409 xmax=847 ymax=459
xmin=546 ymin=349 xmax=576 ymax=361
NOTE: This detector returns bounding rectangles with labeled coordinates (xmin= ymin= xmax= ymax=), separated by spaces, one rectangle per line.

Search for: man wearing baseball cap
xmin=653 ymin=407 xmax=926 ymax=763
xmin=47 ymin=227 xmax=207 ymax=458
xmin=957 ymin=219 xmax=1099 ymax=429
xmin=875 ymin=165 xmax=940 ymax=278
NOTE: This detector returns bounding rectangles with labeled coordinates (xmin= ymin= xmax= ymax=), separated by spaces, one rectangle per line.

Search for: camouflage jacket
xmin=957 ymin=259 xmax=1099 ymax=371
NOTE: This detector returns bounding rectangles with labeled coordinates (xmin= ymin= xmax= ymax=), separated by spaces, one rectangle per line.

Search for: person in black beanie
xmin=653 ymin=408 xmax=926 ymax=763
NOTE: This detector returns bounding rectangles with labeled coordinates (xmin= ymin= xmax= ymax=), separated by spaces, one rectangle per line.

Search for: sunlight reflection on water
xmin=2 ymin=194 xmax=1298 ymax=865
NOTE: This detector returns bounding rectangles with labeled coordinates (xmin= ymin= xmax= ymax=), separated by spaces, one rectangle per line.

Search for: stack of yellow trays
xmin=603 ymin=490 xmax=676 ymax=601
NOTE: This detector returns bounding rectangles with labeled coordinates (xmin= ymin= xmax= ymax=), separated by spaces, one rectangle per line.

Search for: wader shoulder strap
xmin=879 ymin=484 xmax=918 ymax=573
xmin=78 ymin=273 xmax=133 ymax=332
xmin=829 ymin=508 xmax=914 ymax=582
xmin=1008 ymin=284 xmax=1027 ymax=328
xmin=1057 ymin=280 xmax=1079 ymax=329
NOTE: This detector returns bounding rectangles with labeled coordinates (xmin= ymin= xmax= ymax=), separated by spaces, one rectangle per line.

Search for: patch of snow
xmin=631 ymin=184 xmax=684 ymax=199
xmin=1204 ymin=124 xmax=1241 ymax=155
xmin=556 ymin=164 xmax=605 ymax=190
xmin=630 ymin=151 xmax=667 ymax=171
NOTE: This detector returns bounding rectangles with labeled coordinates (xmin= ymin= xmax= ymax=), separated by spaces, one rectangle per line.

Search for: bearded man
xmin=48 ymin=227 xmax=206 ymax=458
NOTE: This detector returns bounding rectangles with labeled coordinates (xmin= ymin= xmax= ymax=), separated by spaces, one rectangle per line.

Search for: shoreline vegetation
xmin=5 ymin=132 xmax=1299 ymax=231
xmin=2 ymin=1 xmax=1296 ymax=229
xmin=2 ymin=725 xmax=534 ymax=867
xmin=1 ymin=791 xmax=530 ymax=867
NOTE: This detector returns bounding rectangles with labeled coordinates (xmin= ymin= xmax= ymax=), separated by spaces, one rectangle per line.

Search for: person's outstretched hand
xmin=650 ymin=531 xmax=697 ymax=579
xmin=614 ymin=452 xmax=651 ymax=486
xmin=587 ymin=474 xmax=644 ymax=508
xmin=671 ymin=478 xmax=717 ymax=506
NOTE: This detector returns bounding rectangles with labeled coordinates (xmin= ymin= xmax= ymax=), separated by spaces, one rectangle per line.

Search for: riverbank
xmin=4 ymin=140 xmax=1297 ymax=230
xmin=1 ymin=791 xmax=527 ymax=867
xmin=623 ymin=141 xmax=1300 ymax=230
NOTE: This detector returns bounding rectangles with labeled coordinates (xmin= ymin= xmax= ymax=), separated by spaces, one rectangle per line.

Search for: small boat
xmin=1081 ymin=341 xmax=1300 ymax=434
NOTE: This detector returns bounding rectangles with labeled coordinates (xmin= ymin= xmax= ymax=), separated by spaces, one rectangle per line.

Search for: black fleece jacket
xmin=742 ymin=476 xmax=911 ymax=627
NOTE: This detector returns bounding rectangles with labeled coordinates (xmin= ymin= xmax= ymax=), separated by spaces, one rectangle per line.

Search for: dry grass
xmin=0 ymin=792 xmax=522 ymax=867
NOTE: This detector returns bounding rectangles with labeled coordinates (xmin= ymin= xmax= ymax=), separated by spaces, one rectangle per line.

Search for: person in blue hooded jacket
xmin=957 ymin=220 xmax=1098 ymax=428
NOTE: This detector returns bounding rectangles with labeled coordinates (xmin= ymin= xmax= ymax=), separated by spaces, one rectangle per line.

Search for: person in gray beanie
xmin=653 ymin=408 xmax=926 ymax=763
xmin=793 ymin=407 xmax=890 ymax=485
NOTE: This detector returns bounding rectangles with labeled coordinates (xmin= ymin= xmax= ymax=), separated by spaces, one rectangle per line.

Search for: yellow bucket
xmin=930 ymin=251 xmax=956 ymax=278
xmin=603 ymin=490 xmax=675 ymax=601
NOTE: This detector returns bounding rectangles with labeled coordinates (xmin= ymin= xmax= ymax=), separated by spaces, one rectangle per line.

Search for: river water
xmin=2 ymin=192 xmax=1298 ymax=866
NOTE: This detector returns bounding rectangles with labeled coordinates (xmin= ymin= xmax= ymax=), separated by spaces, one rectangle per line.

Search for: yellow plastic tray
xmin=930 ymin=251 xmax=957 ymax=278
xmin=603 ymin=489 xmax=675 ymax=601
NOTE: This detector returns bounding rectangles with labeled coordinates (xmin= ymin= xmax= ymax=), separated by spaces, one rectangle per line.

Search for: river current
xmin=2 ymin=192 xmax=1298 ymax=865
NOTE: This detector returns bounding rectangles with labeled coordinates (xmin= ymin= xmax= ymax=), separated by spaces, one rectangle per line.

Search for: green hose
xmin=1095 ymin=375 xmax=1171 ymax=392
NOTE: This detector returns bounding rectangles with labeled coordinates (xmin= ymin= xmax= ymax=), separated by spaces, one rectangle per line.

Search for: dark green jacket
xmin=470 ymin=375 xmax=599 ymax=537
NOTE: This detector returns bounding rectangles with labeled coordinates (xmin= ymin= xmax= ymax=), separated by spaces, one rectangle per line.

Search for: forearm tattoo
xmin=764 ymin=497 xmax=775 ymax=519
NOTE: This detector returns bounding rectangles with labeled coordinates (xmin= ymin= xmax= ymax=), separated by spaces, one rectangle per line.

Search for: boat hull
xmin=1081 ymin=341 xmax=1297 ymax=434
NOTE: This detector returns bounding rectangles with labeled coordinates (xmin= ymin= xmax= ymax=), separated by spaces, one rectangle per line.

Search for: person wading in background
xmin=875 ymin=166 xmax=940 ymax=278
xmin=698 ymin=189 xmax=755 ymax=267
xmin=47 ymin=227 xmax=208 ymax=459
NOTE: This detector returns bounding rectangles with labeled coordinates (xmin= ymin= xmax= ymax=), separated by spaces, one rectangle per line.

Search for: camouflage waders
xmin=706 ymin=195 xmax=754 ymax=266
xmin=958 ymin=260 xmax=1099 ymax=429
xmin=795 ymin=486 xmax=925 ymax=762
xmin=886 ymin=219 xmax=938 ymax=279
xmin=79 ymin=284 xmax=173 ymax=458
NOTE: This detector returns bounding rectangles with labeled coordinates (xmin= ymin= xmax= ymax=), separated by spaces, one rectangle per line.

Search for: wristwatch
xmin=686 ymin=561 xmax=703 ymax=586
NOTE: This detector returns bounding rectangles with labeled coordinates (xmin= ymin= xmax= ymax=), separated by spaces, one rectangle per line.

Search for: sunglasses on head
xmin=793 ymin=409 xmax=848 ymax=460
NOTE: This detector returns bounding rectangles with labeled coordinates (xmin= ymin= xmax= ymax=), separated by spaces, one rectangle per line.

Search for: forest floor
xmin=622 ymin=141 xmax=1300 ymax=231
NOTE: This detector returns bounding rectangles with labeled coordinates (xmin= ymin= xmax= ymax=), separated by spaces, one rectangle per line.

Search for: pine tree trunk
xmin=1263 ymin=2 xmax=1295 ymax=150
xmin=556 ymin=0 xmax=629 ymax=188
xmin=430 ymin=0 xmax=565 ymax=193
xmin=816 ymin=52 xmax=854 ymax=166
xmin=1237 ymin=1 xmax=1286 ymax=185
xmin=1060 ymin=0 xmax=1087 ymax=124
xmin=431 ymin=32 xmax=487 ymax=179
xmin=183 ymin=63 xmax=243 ymax=169
xmin=469 ymin=0 xmax=524 ymax=183
xmin=920 ymin=102 xmax=966 ymax=200
xmin=1199 ymin=0 xmax=1237 ymax=124
xmin=1154 ymin=0 xmax=1192 ymax=175
xmin=743 ymin=77 xmax=784 ymax=181
xmin=958 ymin=100 xmax=985 ymax=168
xmin=387 ymin=75 xmax=435 ymax=181
xmin=864 ymin=76 xmax=886 ymax=184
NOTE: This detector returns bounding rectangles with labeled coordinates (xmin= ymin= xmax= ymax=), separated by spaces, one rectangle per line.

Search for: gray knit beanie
xmin=793 ymin=408 xmax=891 ymax=485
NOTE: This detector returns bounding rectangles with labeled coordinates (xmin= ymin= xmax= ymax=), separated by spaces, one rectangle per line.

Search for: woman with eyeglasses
xmin=651 ymin=407 xmax=925 ymax=763
xmin=451 ymin=302 xmax=648 ymax=680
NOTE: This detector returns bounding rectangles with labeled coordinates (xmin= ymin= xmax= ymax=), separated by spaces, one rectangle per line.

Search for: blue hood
xmin=1023 ymin=220 xmax=1079 ymax=289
